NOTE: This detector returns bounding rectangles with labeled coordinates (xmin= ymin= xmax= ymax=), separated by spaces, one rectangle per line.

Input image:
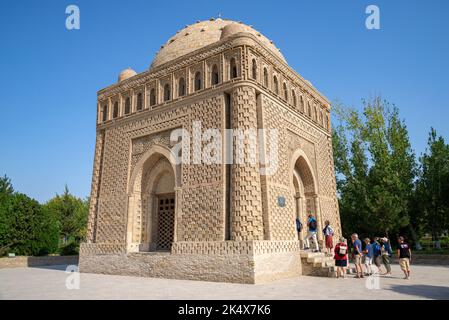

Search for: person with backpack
xmin=380 ymin=237 xmax=393 ymax=276
xmin=334 ymin=237 xmax=349 ymax=278
xmin=323 ymin=220 xmax=334 ymax=255
xmin=304 ymin=213 xmax=320 ymax=252
xmin=372 ymin=237 xmax=383 ymax=274
xmin=363 ymin=238 xmax=374 ymax=276
xmin=351 ymin=233 xmax=364 ymax=278
xmin=397 ymin=236 xmax=412 ymax=280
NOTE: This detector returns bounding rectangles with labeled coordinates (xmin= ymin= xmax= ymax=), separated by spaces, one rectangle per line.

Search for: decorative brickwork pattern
xmin=231 ymin=86 xmax=264 ymax=241
xmin=81 ymin=19 xmax=340 ymax=284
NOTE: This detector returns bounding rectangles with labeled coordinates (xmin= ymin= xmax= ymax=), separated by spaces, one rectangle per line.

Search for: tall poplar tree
xmin=333 ymin=97 xmax=416 ymax=238
xmin=414 ymin=128 xmax=449 ymax=247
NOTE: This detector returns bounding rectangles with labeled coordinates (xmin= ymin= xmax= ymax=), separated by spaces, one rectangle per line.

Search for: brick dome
xmin=150 ymin=18 xmax=285 ymax=70
xmin=118 ymin=68 xmax=137 ymax=82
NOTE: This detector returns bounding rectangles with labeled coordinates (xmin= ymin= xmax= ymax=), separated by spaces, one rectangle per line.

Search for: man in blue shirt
xmin=351 ymin=233 xmax=364 ymax=278
xmin=363 ymin=238 xmax=373 ymax=276
xmin=303 ymin=213 xmax=320 ymax=252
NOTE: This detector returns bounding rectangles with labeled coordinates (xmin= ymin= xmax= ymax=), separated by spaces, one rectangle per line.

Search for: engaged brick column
xmin=230 ymin=86 xmax=264 ymax=241
xmin=86 ymin=130 xmax=105 ymax=243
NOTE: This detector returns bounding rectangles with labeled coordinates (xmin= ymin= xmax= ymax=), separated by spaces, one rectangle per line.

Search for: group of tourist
xmin=296 ymin=213 xmax=413 ymax=280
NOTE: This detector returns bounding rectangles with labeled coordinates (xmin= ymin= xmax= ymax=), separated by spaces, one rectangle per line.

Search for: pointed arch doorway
xmin=127 ymin=145 xmax=180 ymax=253
xmin=291 ymin=151 xmax=320 ymax=246
xmin=146 ymin=162 xmax=176 ymax=251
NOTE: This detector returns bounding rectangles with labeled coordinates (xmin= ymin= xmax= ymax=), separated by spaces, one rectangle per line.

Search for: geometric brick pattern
xmin=230 ymin=86 xmax=264 ymax=241
xmin=82 ymin=19 xmax=340 ymax=283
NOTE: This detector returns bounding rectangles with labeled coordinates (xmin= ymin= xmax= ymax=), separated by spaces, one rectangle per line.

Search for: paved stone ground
xmin=1 ymin=264 xmax=449 ymax=300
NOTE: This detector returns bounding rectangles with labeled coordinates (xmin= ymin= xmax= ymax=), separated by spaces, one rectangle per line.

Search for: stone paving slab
xmin=1 ymin=264 xmax=448 ymax=300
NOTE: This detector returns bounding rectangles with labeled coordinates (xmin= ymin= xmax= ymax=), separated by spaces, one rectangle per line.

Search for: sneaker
xmin=304 ymin=247 xmax=310 ymax=250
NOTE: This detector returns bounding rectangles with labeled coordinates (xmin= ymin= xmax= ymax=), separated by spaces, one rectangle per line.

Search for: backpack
xmin=309 ymin=219 xmax=317 ymax=230
xmin=338 ymin=244 xmax=347 ymax=255
xmin=383 ymin=242 xmax=392 ymax=256
xmin=295 ymin=218 xmax=303 ymax=232
xmin=323 ymin=225 xmax=334 ymax=236
xmin=373 ymin=243 xmax=382 ymax=256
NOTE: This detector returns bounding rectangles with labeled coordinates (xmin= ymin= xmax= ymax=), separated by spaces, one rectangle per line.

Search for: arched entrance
xmin=143 ymin=158 xmax=176 ymax=251
xmin=127 ymin=145 xmax=180 ymax=253
xmin=290 ymin=150 xmax=320 ymax=246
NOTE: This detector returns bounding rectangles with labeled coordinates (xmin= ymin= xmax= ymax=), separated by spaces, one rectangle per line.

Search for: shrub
xmin=0 ymin=193 xmax=60 ymax=256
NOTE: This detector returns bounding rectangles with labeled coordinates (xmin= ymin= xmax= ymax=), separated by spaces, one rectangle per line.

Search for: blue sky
xmin=1 ymin=0 xmax=448 ymax=202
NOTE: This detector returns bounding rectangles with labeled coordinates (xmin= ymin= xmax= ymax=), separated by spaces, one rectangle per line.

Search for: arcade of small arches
xmin=98 ymin=53 xmax=330 ymax=133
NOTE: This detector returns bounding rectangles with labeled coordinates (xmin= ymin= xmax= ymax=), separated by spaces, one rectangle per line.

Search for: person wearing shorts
xmin=397 ymin=236 xmax=412 ymax=280
xmin=323 ymin=220 xmax=334 ymax=255
xmin=334 ymin=237 xmax=349 ymax=278
xmin=351 ymin=233 xmax=364 ymax=278
xmin=363 ymin=238 xmax=373 ymax=276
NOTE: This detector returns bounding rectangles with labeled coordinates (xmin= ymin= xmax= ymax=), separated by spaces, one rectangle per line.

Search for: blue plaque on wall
xmin=277 ymin=196 xmax=286 ymax=207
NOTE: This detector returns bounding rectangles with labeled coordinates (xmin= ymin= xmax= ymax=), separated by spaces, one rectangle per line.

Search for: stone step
xmin=300 ymin=249 xmax=340 ymax=278
xmin=313 ymin=261 xmax=335 ymax=268
xmin=304 ymin=265 xmax=336 ymax=277
xmin=300 ymin=251 xmax=323 ymax=259
xmin=306 ymin=256 xmax=334 ymax=264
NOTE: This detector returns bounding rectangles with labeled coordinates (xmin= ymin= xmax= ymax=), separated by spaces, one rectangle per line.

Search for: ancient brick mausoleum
xmin=79 ymin=18 xmax=341 ymax=284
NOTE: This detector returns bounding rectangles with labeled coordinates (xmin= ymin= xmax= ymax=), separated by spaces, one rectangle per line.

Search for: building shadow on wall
xmin=388 ymin=284 xmax=449 ymax=300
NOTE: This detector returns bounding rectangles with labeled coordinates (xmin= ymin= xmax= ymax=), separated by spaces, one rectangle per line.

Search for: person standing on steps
xmin=303 ymin=213 xmax=320 ymax=252
xmin=397 ymin=236 xmax=412 ymax=280
xmin=351 ymin=233 xmax=364 ymax=278
xmin=323 ymin=220 xmax=334 ymax=255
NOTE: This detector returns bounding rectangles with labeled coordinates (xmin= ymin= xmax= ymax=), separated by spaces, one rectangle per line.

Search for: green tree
xmin=333 ymin=97 xmax=416 ymax=238
xmin=44 ymin=186 xmax=89 ymax=247
xmin=0 ymin=193 xmax=59 ymax=256
xmin=414 ymin=128 xmax=449 ymax=247
xmin=0 ymin=175 xmax=14 ymax=196
xmin=333 ymin=110 xmax=370 ymax=236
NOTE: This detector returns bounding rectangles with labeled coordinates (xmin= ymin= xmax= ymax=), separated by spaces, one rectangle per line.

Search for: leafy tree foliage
xmin=0 ymin=192 xmax=59 ymax=256
xmin=0 ymin=177 xmax=88 ymax=256
xmin=413 ymin=128 xmax=449 ymax=244
xmin=43 ymin=185 xmax=89 ymax=245
xmin=0 ymin=175 xmax=14 ymax=196
xmin=333 ymin=97 xmax=416 ymax=238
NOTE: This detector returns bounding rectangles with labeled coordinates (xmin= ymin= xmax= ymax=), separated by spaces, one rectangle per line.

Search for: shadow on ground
xmin=29 ymin=264 xmax=74 ymax=271
xmin=26 ymin=256 xmax=78 ymax=271
xmin=388 ymin=284 xmax=449 ymax=300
